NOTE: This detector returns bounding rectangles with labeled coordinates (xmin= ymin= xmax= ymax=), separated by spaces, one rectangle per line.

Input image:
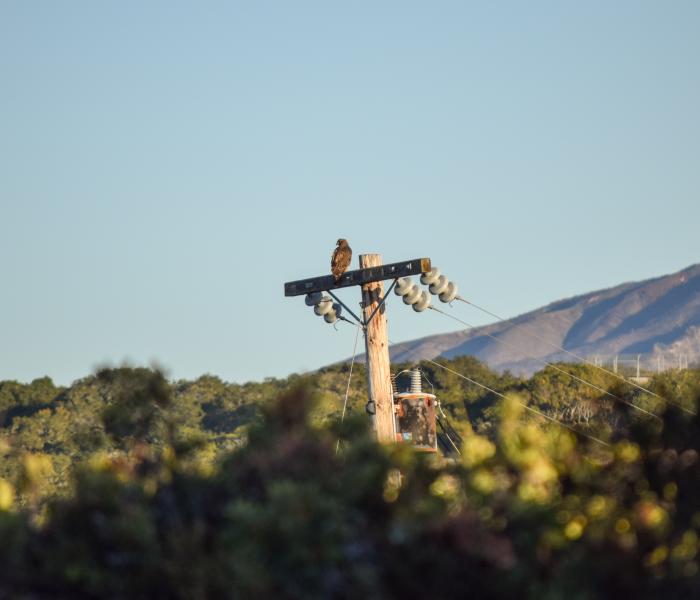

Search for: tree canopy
xmin=0 ymin=361 xmax=698 ymax=598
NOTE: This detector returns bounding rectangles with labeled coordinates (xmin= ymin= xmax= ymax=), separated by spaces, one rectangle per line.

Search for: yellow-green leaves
xmin=0 ymin=478 xmax=14 ymax=510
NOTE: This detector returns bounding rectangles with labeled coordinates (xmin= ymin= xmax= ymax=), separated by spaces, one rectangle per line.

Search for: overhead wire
xmin=386 ymin=332 xmax=611 ymax=448
xmin=313 ymin=267 xmax=689 ymax=453
xmin=421 ymin=357 xmax=611 ymax=448
xmin=427 ymin=305 xmax=661 ymax=421
xmin=435 ymin=402 xmax=463 ymax=456
xmin=454 ymin=296 xmax=695 ymax=416
xmin=336 ymin=322 xmax=362 ymax=454
xmin=333 ymin=284 xmax=613 ymax=450
xmin=428 ymin=371 xmax=463 ymax=454
xmin=436 ymin=415 xmax=462 ymax=455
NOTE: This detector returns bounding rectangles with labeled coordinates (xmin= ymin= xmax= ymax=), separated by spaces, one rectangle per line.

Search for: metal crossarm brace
xmin=364 ymin=278 xmax=398 ymax=327
xmin=327 ymin=290 xmax=364 ymax=326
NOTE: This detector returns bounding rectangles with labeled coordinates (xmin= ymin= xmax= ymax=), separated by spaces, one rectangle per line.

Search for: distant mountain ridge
xmin=387 ymin=263 xmax=700 ymax=375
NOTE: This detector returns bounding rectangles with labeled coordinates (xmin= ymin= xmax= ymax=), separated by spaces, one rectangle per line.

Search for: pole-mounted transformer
xmin=392 ymin=367 xmax=438 ymax=452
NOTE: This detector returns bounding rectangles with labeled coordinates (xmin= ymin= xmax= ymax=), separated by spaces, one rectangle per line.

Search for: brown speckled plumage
xmin=331 ymin=239 xmax=352 ymax=283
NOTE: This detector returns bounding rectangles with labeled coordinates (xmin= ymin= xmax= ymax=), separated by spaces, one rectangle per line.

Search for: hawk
xmin=331 ymin=238 xmax=352 ymax=283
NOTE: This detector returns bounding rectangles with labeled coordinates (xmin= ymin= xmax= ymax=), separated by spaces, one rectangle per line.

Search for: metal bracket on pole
xmin=364 ymin=278 xmax=398 ymax=327
xmin=327 ymin=290 xmax=364 ymax=327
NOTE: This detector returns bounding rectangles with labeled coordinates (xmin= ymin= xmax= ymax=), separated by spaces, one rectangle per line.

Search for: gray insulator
xmin=403 ymin=284 xmax=422 ymax=305
xmin=410 ymin=369 xmax=422 ymax=393
xmin=420 ymin=267 xmax=441 ymax=286
xmin=332 ymin=302 xmax=342 ymax=317
xmin=314 ymin=297 xmax=334 ymax=316
xmin=394 ymin=277 xmax=413 ymax=296
xmin=439 ymin=282 xmax=458 ymax=303
xmin=429 ymin=275 xmax=450 ymax=296
xmin=305 ymin=292 xmax=323 ymax=306
xmin=412 ymin=290 xmax=431 ymax=312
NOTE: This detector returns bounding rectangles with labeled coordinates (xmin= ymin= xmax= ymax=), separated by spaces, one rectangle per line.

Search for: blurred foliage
xmin=0 ymin=362 xmax=699 ymax=597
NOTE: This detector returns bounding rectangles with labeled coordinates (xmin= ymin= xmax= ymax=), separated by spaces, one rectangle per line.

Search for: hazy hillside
xmin=389 ymin=263 xmax=700 ymax=375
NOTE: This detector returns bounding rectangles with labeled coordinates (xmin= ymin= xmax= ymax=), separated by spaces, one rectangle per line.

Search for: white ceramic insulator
xmin=439 ymin=282 xmax=458 ymax=303
xmin=403 ymin=284 xmax=422 ymax=305
xmin=420 ymin=267 xmax=441 ymax=286
xmin=410 ymin=369 xmax=422 ymax=393
xmin=394 ymin=277 xmax=413 ymax=296
xmin=322 ymin=303 xmax=341 ymax=324
xmin=314 ymin=297 xmax=334 ymax=316
xmin=305 ymin=292 xmax=323 ymax=306
xmin=412 ymin=290 xmax=431 ymax=312
xmin=429 ymin=275 xmax=450 ymax=296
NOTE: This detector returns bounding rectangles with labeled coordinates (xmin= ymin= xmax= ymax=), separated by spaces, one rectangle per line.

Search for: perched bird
xmin=331 ymin=238 xmax=352 ymax=283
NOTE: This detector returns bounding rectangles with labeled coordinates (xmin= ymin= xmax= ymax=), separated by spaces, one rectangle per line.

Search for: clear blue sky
xmin=1 ymin=2 xmax=698 ymax=385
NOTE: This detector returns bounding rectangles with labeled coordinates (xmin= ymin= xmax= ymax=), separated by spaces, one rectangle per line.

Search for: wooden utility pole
xmin=359 ymin=254 xmax=395 ymax=444
xmin=284 ymin=255 xmax=431 ymax=445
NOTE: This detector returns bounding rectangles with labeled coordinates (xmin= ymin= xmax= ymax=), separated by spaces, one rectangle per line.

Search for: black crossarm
xmin=284 ymin=258 xmax=431 ymax=297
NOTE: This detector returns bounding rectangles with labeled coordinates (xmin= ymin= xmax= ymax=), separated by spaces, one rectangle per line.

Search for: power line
xmin=421 ymin=357 xmax=611 ymax=448
xmin=435 ymin=399 xmax=463 ymax=455
xmin=336 ymin=323 xmax=362 ymax=454
xmin=455 ymin=296 xmax=696 ymax=416
xmin=408 ymin=264 xmax=694 ymax=417
xmin=428 ymin=305 xmax=661 ymax=421
xmin=436 ymin=415 xmax=462 ymax=455
xmin=388 ymin=330 xmax=610 ymax=447
xmin=339 ymin=298 xmax=611 ymax=449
